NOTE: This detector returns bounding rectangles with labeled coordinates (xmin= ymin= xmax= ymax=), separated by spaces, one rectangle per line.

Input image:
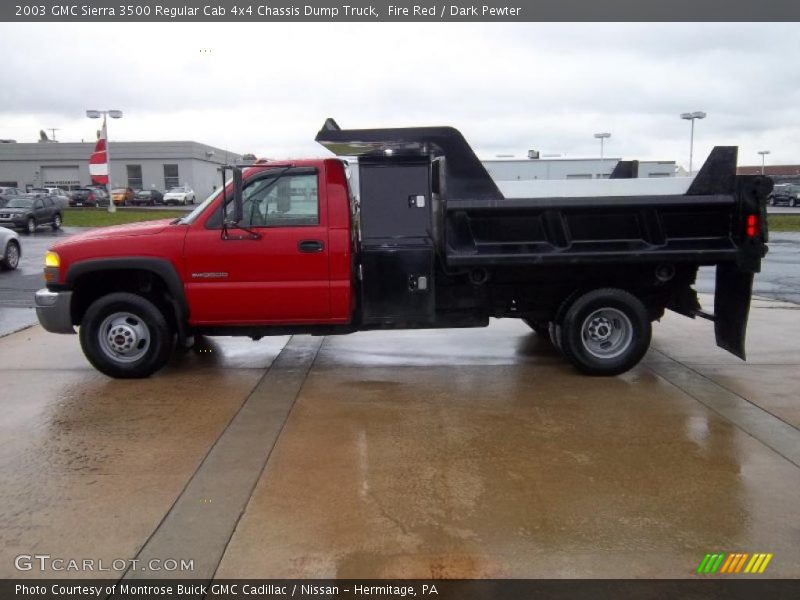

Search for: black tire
xmin=560 ymin=288 xmax=651 ymax=376
xmin=791 ymin=199 xmax=797 ymax=208
xmin=522 ymin=318 xmax=550 ymax=337
xmin=79 ymin=292 xmax=173 ymax=378
xmin=26 ymin=217 xmax=36 ymax=234
xmin=547 ymin=290 xmax=582 ymax=353
xmin=1 ymin=240 xmax=20 ymax=270
xmin=51 ymin=213 xmax=62 ymax=230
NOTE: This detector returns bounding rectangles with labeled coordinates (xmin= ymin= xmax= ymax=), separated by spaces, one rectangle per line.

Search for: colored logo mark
xmin=696 ymin=552 xmax=773 ymax=574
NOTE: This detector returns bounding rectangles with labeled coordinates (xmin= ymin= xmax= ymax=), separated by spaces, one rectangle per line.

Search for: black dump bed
xmin=317 ymin=119 xmax=771 ymax=358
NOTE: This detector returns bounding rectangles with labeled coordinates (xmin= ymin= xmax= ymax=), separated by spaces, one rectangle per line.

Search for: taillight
xmin=746 ymin=214 xmax=759 ymax=238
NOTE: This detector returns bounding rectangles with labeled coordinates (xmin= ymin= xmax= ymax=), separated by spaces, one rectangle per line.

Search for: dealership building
xmin=0 ymin=141 xmax=242 ymax=199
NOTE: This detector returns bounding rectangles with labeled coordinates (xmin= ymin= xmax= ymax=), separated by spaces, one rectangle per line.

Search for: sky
xmin=0 ymin=22 xmax=798 ymax=169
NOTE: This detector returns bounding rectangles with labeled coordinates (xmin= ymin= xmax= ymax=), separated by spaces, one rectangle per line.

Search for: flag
xmin=89 ymin=119 xmax=108 ymax=185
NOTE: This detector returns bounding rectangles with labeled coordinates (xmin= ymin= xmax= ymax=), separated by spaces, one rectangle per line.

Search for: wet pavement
xmin=0 ymin=296 xmax=798 ymax=580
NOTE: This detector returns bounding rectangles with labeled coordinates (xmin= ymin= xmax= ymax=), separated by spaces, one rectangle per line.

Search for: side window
xmin=34 ymin=199 xmax=44 ymax=210
xmin=209 ymin=171 xmax=319 ymax=229
xmin=243 ymin=173 xmax=318 ymax=228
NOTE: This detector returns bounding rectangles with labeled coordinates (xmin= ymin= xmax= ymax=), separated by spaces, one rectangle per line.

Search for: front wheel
xmin=560 ymin=288 xmax=651 ymax=376
xmin=52 ymin=213 xmax=62 ymax=230
xmin=79 ymin=292 xmax=173 ymax=378
xmin=26 ymin=217 xmax=36 ymax=234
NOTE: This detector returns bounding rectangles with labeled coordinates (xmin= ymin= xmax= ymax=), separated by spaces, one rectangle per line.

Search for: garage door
xmin=42 ymin=165 xmax=80 ymax=190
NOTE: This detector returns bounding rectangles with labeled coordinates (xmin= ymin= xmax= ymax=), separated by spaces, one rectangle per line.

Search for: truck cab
xmin=36 ymin=120 xmax=770 ymax=379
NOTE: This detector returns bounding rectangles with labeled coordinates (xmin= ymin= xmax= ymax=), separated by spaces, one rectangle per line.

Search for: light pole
xmin=594 ymin=132 xmax=611 ymax=178
xmin=757 ymin=150 xmax=770 ymax=175
xmin=680 ymin=111 xmax=706 ymax=175
xmin=86 ymin=109 xmax=123 ymax=213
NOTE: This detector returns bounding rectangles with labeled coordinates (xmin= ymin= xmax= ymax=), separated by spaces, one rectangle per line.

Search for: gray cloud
xmin=0 ymin=22 xmax=797 ymax=167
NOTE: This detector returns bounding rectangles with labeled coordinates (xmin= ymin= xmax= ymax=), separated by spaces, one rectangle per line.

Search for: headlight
xmin=44 ymin=251 xmax=60 ymax=283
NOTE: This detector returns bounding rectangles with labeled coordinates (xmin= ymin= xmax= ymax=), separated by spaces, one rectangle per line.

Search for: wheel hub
xmin=587 ymin=317 xmax=613 ymax=341
xmin=580 ymin=308 xmax=634 ymax=359
xmin=98 ymin=312 xmax=151 ymax=363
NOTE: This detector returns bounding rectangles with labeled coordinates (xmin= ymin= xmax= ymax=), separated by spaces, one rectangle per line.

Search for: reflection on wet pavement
xmin=1 ymin=297 xmax=799 ymax=579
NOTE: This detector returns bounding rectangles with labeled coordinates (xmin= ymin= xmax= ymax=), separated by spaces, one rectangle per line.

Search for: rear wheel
xmin=1 ymin=240 xmax=20 ymax=270
xmin=560 ymin=288 xmax=651 ymax=376
xmin=51 ymin=213 xmax=62 ymax=230
xmin=791 ymin=198 xmax=797 ymax=208
xmin=79 ymin=292 xmax=173 ymax=378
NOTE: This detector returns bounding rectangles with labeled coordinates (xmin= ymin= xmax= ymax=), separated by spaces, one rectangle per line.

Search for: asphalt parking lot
xmin=1 ymin=218 xmax=799 ymax=580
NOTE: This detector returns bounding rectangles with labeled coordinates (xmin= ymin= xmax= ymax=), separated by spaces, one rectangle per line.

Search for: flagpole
xmin=104 ymin=113 xmax=116 ymax=214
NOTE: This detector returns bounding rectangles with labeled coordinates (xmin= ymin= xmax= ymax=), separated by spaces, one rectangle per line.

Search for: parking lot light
xmin=594 ymin=132 xmax=611 ymax=178
xmin=758 ymin=150 xmax=771 ymax=175
xmin=681 ymin=111 xmax=707 ymax=174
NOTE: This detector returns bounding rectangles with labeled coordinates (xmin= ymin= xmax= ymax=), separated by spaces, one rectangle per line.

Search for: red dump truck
xmin=35 ymin=120 xmax=770 ymax=378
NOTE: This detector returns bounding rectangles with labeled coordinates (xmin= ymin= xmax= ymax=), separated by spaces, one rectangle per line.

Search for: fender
xmin=64 ymin=257 xmax=189 ymax=339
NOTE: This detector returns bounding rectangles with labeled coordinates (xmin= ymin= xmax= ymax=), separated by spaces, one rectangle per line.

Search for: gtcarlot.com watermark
xmin=15 ymin=553 xmax=194 ymax=573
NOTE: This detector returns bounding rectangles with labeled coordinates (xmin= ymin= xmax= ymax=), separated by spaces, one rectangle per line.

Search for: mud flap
xmin=714 ymin=263 xmax=754 ymax=360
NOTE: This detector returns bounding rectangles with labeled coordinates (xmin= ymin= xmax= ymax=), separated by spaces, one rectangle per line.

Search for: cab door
xmin=183 ymin=168 xmax=331 ymax=325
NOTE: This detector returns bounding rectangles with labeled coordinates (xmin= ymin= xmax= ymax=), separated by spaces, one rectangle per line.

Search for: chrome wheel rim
xmin=54 ymin=215 xmax=61 ymax=227
xmin=27 ymin=219 xmax=35 ymax=233
xmin=6 ymin=243 xmax=19 ymax=268
xmin=98 ymin=312 xmax=151 ymax=363
xmin=580 ymin=308 xmax=633 ymax=359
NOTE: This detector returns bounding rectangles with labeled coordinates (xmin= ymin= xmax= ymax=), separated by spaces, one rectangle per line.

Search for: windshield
xmin=168 ymin=187 xmax=187 ymax=193
xmin=177 ymin=182 xmax=229 ymax=225
xmin=6 ymin=198 xmax=33 ymax=208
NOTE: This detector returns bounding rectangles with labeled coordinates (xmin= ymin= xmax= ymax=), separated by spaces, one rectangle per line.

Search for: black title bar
xmin=3 ymin=579 xmax=800 ymax=600
xmin=3 ymin=0 xmax=800 ymax=22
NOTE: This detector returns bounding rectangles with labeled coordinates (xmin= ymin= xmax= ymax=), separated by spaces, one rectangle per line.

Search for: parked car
xmin=0 ymin=226 xmax=21 ymax=270
xmin=0 ymin=186 xmax=23 ymax=197
xmin=111 ymin=187 xmax=135 ymax=206
xmin=70 ymin=188 xmax=103 ymax=207
xmin=0 ymin=194 xmax=62 ymax=233
xmin=0 ymin=195 xmax=10 ymax=208
xmin=768 ymin=183 xmax=800 ymax=207
xmin=163 ymin=186 xmax=196 ymax=205
xmin=87 ymin=186 xmax=110 ymax=206
xmin=130 ymin=189 xmax=164 ymax=206
xmin=29 ymin=187 xmax=71 ymax=209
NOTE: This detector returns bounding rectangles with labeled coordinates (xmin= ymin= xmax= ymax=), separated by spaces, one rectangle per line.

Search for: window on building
xmin=127 ymin=165 xmax=143 ymax=190
xmin=163 ymin=164 xmax=179 ymax=189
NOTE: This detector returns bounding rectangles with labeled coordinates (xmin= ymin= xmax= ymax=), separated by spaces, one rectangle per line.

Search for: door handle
xmin=298 ymin=240 xmax=324 ymax=253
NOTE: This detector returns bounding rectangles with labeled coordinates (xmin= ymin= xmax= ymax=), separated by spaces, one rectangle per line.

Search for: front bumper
xmin=35 ymin=288 xmax=75 ymax=334
xmin=0 ymin=218 xmax=25 ymax=229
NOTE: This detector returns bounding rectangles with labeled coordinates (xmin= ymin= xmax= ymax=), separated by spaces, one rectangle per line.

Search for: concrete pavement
xmin=1 ymin=297 xmax=798 ymax=580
